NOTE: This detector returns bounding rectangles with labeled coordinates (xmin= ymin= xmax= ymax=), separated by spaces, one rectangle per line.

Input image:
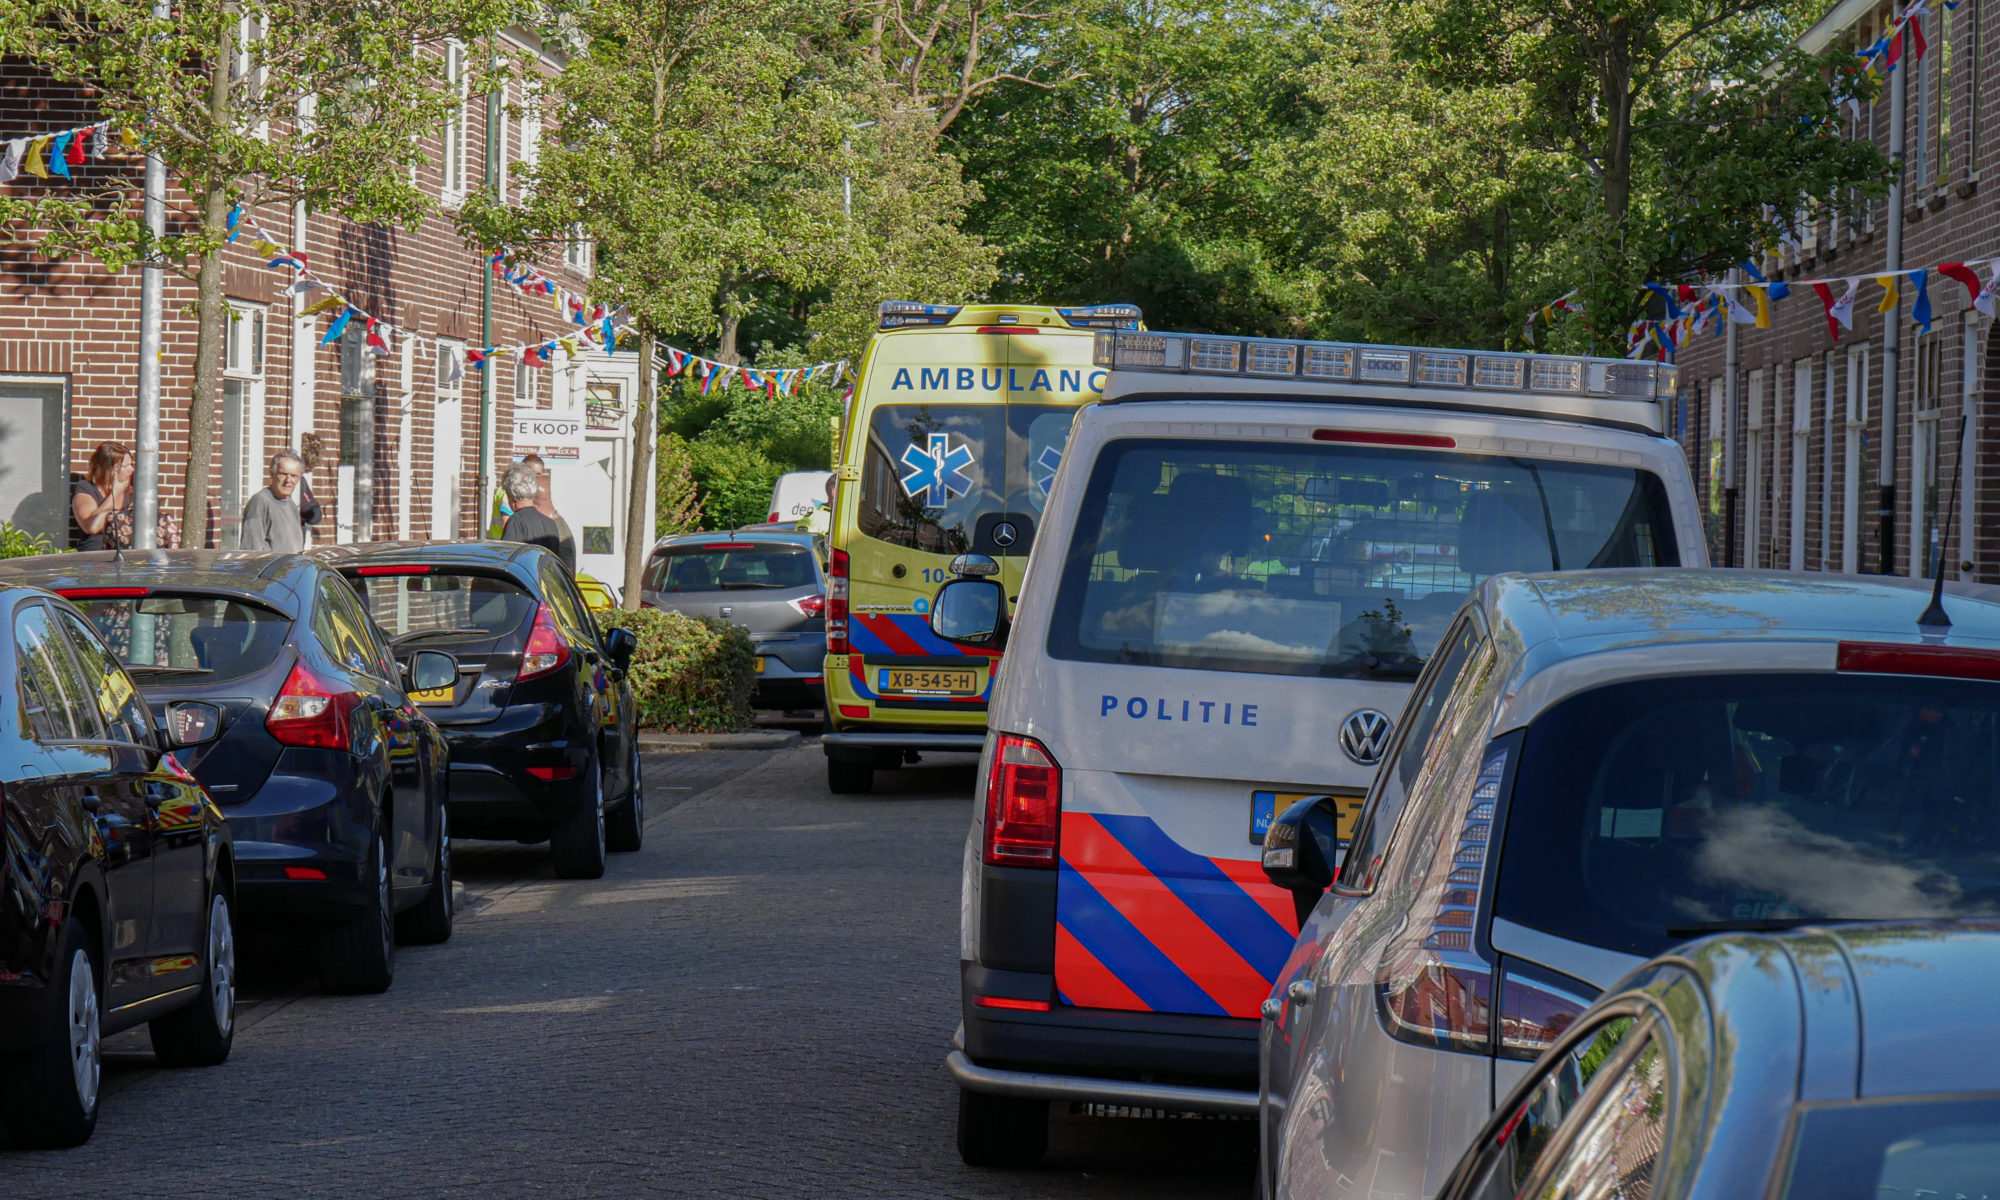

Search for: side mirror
xmin=604 ymin=626 xmax=639 ymax=672
xmin=406 ymin=649 xmax=459 ymax=696
xmin=930 ymin=578 xmax=1008 ymax=647
xmin=161 ymin=701 xmax=223 ymax=748
xmin=1261 ymin=795 xmax=1344 ymax=926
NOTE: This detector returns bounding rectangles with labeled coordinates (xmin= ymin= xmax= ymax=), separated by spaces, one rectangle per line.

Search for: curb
xmin=637 ymin=730 xmax=803 ymax=751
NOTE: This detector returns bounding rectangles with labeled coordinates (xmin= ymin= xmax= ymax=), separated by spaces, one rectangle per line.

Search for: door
xmin=14 ymin=601 xmax=155 ymax=1002
xmin=0 ymin=376 xmax=71 ymax=546
xmin=433 ymin=344 xmax=466 ymax=539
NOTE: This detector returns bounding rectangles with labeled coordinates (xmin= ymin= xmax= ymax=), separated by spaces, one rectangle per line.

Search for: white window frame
xmin=433 ymin=337 xmax=466 ymax=539
xmin=1745 ymin=368 xmax=1766 ymax=568
xmin=232 ymin=9 xmax=270 ymax=140
xmin=564 ymin=223 xmax=591 ymax=274
xmin=516 ymin=358 xmax=539 ymax=409
xmin=220 ymin=300 xmax=268 ymax=551
xmin=1912 ymin=331 xmax=1947 ymax=578
xmin=441 ymin=41 xmax=469 ymax=204
xmin=1790 ymin=358 xmax=1811 ymax=570
xmin=1961 ymin=312 xmax=1980 ymax=580
xmin=517 ymin=91 xmax=541 ymax=201
xmin=1843 ymin=343 xmax=1870 ymax=573
xmin=1820 ymin=349 xmax=1837 ymax=571
xmin=494 ymin=81 xmax=510 ymax=202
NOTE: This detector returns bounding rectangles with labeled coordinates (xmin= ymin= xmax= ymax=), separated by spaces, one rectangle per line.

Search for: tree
xmin=1404 ymin=0 xmax=1890 ymax=350
xmin=0 ymin=0 xmax=510 ymax=539
xmin=655 ymin=432 xmax=704 ymax=536
xmin=848 ymin=0 xmax=1088 ymax=137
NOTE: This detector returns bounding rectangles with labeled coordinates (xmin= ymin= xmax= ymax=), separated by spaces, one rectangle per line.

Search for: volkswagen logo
xmin=992 ymin=521 xmax=1018 ymax=548
xmin=1339 ymin=709 xmax=1394 ymax=766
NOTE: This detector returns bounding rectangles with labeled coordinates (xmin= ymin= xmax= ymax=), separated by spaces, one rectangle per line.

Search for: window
xmin=15 ymin=603 xmax=102 ymax=741
xmin=436 ymin=338 xmax=464 ymax=397
xmin=441 ymin=41 xmax=468 ymax=199
xmin=352 ymin=571 xmax=538 ymax=647
xmin=1790 ymin=358 xmax=1810 ymax=571
xmin=1970 ymin=0 xmax=1983 ymax=178
xmin=1462 ymin=1016 xmax=1650 ymax=1200
xmin=1744 ymin=368 xmax=1766 ymax=567
xmin=1516 ymin=1021 xmax=1670 ymax=1199
xmin=1780 ymin=1096 xmax=2000 ymax=1199
xmin=494 ymin=84 xmax=509 ymax=200
xmin=645 ymin=544 xmax=819 ymax=593
xmin=856 ymin=403 xmax=1080 ymax=558
xmin=314 ymin=575 xmax=383 ymax=679
xmin=1842 ymin=344 xmax=1869 ymax=573
xmin=1934 ymin=2 xmax=1953 ymax=189
xmin=516 ymin=358 xmax=538 ymax=408
xmin=232 ymin=8 xmax=269 ymax=139
xmin=221 ymin=301 xmax=267 ymax=549
xmin=1048 ymin=439 xmax=1679 ymax=680
xmin=564 ymin=224 xmax=590 ymax=273
xmin=518 ymin=92 xmax=541 ymax=199
xmin=54 ymin=608 xmax=153 ymax=745
xmin=1915 ymin=332 xmax=1946 ymax=577
xmin=1820 ymin=349 xmax=1837 ymax=571
xmin=72 ymin=593 xmax=291 ymax=685
xmin=225 ymin=303 xmax=265 ymax=376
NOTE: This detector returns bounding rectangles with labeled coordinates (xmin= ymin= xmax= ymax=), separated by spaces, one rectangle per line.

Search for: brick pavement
xmin=0 ymin=746 xmax=1253 ymax=1198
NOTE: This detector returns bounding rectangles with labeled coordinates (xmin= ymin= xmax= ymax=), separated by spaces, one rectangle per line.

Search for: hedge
xmin=598 ymin=608 xmax=754 ymax=733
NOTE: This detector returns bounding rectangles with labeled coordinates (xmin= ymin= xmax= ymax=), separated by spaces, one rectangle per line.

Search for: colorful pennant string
xmin=0 ymin=119 xmax=113 ymax=186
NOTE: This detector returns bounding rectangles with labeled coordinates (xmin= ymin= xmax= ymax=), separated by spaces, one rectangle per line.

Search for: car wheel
xmin=955 ymin=1087 xmax=1047 ymax=1168
xmin=397 ymin=809 xmax=453 ymax=945
xmin=0 ymin=918 xmax=101 ymax=1147
xmin=149 ymin=890 xmax=237 ymax=1067
xmin=318 ymin=831 xmax=395 ymax=994
xmin=606 ymin=744 xmax=644 ymax=853
xmin=550 ymin=764 xmax=607 ymax=879
xmin=827 ymin=757 xmax=874 ymax=795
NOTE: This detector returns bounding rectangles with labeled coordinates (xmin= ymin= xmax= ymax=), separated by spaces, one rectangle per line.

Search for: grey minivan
xmin=641 ymin=530 xmax=827 ymax=710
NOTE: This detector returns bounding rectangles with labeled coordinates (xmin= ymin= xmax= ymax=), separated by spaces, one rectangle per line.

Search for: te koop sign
xmin=513 ymin=413 xmax=584 ymax=462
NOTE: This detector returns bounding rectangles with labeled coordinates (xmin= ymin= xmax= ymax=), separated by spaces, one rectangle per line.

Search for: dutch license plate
xmin=1250 ymin=790 xmax=1368 ymax=846
xmin=754 ymin=656 xmax=766 ymax=674
xmin=409 ymin=683 xmax=454 ymax=705
xmin=877 ymin=667 xmax=979 ymax=696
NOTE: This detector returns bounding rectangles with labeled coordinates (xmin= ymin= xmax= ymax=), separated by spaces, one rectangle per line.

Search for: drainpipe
xmin=479 ymin=64 xmax=499 ymax=538
xmin=1724 ymin=269 xmax=1741 ymax=567
xmin=1879 ymin=5 xmax=1907 ymax=574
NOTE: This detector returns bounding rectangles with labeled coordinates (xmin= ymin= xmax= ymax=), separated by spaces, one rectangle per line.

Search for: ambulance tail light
xmin=1372 ymin=744 xmax=1584 ymax=1057
xmin=983 ymin=734 xmax=1061 ymax=868
xmin=827 ymin=549 xmax=851 ymax=655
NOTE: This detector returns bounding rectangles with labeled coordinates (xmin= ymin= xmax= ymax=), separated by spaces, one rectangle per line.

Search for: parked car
xmin=574 ymin=573 xmax=620 ymax=614
xmin=1432 ymin=922 xmax=2000 ymax=1200
xmin=0 ymin=583 xmax=235 ymax=1147
xmin=1257 ymin=569 xmax=2000 ymax=1200
xmin=0 ymin=550 xmax=452 ymax=997
xmin=641 ymin=530 xmax=827 ymax=712
xmin=312 ymin=541 xmax=641 ymax=879
xmin=767 ymin=469 xmax=833 ymax=526
xmin=936 ymin=332 xmax=1706 ymax=1166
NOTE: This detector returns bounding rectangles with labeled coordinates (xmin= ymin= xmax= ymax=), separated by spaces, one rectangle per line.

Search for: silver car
xmin=1432 ymin=921 xmax=2000 ymax=1199
xmin=1258 ymin=568 xmax=2000 ymax=1200
xmin=641 ymin=529 xmax=827 ymax=710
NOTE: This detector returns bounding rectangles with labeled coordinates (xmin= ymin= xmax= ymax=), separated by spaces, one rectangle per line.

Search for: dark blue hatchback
xmin=0 ymin=550 xmax=453 ymax=995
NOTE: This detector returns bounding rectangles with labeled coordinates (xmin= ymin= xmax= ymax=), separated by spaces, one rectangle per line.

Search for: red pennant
xmin=523 ymin=344 xmax=548 ymax=367
xmin=466 ymin=348 xmax=488 ymax=368
xmin=1676 ymin=284 xmax=1696 ymax=304
xmin=1940 ymin=261 xmax=1982 ymax=305
xmin=1885 ymin=27 xmax=1904 ymax=67
xmin=1908 ymin=15 xmax=1927 ymax=62
xmin=65 ymin=135 xmax=85 ymax=166
xmin=1811 ymin=282 xmax=1840 ymax=341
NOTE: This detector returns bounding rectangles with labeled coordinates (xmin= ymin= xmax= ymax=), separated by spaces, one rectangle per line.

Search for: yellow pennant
xmin=1750 ymin=286 xmax=1770 ymax=329
xmin=253 ymin=239 xmax=283 ymax=259
xmin=298 ymin=295 xmax=346 ymax=317
xmin=1875 ymin=275 xmax=1900 ymax=313
xmin=559 ymin=337 xmax=579 ymax=357
xmin=22 ymin=136 xmax=50 ymax=179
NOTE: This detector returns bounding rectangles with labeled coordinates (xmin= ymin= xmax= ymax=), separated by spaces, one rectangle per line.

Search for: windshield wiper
xmin=1665 ymin=917 xmax=1858 ymax=937
xmin=125 ymin=664 xmax=214 ymax=677
xmin=392 ymin=627 xmax=492 ymax=646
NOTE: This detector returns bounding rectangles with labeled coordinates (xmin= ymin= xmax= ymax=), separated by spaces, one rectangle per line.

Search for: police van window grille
xmin=1050 ymin=441 xmax=1680 ymax=681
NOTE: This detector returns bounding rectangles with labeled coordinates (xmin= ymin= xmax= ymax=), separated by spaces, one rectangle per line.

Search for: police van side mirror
xmin=930 ymin=579 xmax=1008 ymax=647
xmin=1262 ymin=796 xmax=1343 ymax=926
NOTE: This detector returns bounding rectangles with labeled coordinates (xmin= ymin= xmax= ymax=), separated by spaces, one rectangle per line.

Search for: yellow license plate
xmin=877 ymin=667 xmax=979 ymax=696
xmin=409 ymin=684 xmax=454 ymax=705
xmin=1250 ymin=790 xmax=1367 ymax=845
xmin=754 ymin=656 xmax=766 ymax=674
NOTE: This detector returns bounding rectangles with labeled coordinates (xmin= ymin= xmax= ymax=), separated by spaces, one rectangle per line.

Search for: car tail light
xmin=768 ymin=510 xmax=780 ymax=522
xmin=837 ymin=704 xmax=869 ymax=719
xmin=355 ymin=565 xmax=432 ymax=577
xmin=526 ymin=765 xmax=577 ymax=781
xmin=1837 ymin=640 xmax=2000 ymax=681
xmin=702 ymin=542 xmax=758 ymax=551
xmin=58 ymin=587 xmax=150 ymax=600
xmin=1313 ymin=430 xmax=1457 ymax=449
xmin=790 ymin=593 xmax=826 ymax=619
xmin=265 ymin=661 xmax=358 ymax=751
xmin=519 ymin=604 xmax=571 ymax=680
xmin=284 ymin=866 xmax=328 ymax=881
xmin=827 ymin=549 xmax=851 ymax=655
xmin=975 ymin=995 xmax=1052 ymax=1011
xmin=983 ymin=734 xmax=1061 ymax=868
xmin=1375 ymin=744 xmax=1585 ymax=1057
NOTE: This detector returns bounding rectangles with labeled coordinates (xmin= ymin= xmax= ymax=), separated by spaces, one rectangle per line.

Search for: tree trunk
xmin=621 ymin=329 xmax=658 ymax=610
xmin=183 ymin=182 xmax=230 ymax=546
xmin=716 ymin=282 xmax=742 ymax=365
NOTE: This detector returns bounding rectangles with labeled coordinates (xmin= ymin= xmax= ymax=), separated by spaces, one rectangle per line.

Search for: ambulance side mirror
xmin=1261 ymin=796 xmax=1343 ymax=927
xmin=930 ymin=556 xmax=1008 ymax=648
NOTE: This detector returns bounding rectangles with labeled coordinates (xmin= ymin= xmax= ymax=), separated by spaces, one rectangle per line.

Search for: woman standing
xmin=71 ymin=441 xmax=134 ymax=551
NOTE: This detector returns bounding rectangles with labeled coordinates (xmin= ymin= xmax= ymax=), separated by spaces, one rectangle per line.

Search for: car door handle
xmin=1286 ymin=980 xmax=1316 ymax=1006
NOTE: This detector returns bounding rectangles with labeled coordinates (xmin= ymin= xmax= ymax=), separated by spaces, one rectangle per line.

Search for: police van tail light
xmin=983 ymin=734 xmax=1061 ymax=868
xmin=826 ymin=549 xmax=851 ymax=655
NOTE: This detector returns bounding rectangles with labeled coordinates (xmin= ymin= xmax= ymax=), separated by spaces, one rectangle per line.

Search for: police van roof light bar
xmin=1092 ymin=330 xmax=1680 ymax=404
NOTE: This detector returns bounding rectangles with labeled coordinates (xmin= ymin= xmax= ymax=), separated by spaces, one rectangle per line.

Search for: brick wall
xmin=0 ymin=30 xmax=604 ymax=550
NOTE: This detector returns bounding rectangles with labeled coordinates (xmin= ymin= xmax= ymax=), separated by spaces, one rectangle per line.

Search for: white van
xmin=929 ymin=332 xmax=1709 ymax=1166
xmin=767 ymin=470 xmax=833 ymax=526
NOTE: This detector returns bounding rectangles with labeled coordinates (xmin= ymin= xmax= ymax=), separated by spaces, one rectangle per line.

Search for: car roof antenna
xmin=1918 ymin=410 xmax=1971 ymax=632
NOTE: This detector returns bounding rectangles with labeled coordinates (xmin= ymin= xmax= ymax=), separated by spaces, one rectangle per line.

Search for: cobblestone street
xmin=2 ymin=745 xmax=1253 ymax=1198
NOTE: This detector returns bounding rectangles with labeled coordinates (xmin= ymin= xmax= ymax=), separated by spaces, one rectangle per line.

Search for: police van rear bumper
xmin=822 ymin=731 xmax=987 ymax=754
xmin=946 ymin=1050 xmax=1258 ymax=1116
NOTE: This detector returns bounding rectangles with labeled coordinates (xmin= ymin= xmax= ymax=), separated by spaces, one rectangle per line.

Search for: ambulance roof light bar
xmin=1054 ymin=303 xmax=1143 ymax=330
xmin=878 ymin=301 xmax=962 ymax=329
xmin=1091 ymin=331 xmax=1679 ymax=402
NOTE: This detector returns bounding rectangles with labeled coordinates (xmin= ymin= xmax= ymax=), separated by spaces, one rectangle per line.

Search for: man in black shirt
xmin=498 ymin=460 xmax=575 ymax=568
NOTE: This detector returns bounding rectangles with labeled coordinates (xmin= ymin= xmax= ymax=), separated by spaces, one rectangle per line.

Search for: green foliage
xmin=684 ymin=439 xmax=785 ymax=529
xmin=0 ymin=523 xmax=52 ymax=559
xmin=598 ymin=608 xmax=754 ymax=733
xmin=656 ymin=433 xmax=705 ymax=537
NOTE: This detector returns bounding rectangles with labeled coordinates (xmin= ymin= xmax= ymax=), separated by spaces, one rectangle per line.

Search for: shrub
xmin=600 ymin=608 xmax=753 ymax=733
xmin=685 ymin=438 xmax=785 ymax=529
xmin=0 ymin=522 xmax=52 ymax=558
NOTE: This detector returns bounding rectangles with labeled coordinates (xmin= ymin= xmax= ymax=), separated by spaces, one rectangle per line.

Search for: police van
xmin=927 ymin=331 xmax=1709 ymax=1165
xmin=821 ymin=301 xmax=1141 ymax=794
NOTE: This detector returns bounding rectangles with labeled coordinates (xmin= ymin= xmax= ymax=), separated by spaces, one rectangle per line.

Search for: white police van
xmin=927 ymin=331 xmax=1710 ymax=1166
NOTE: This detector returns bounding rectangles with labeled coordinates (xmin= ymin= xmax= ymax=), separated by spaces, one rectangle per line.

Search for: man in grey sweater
xmin=239 ymin=451 xmax=308 ymax=553
xmin=499 ymin=460 xmax=576 ymax=568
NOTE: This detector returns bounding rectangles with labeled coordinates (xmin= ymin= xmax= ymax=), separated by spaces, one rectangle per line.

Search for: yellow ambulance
xmin=822 ymin=301 xmax=1139 ymax=793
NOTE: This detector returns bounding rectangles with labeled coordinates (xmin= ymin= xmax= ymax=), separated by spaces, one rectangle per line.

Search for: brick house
xmin=1672 ymin=0 xmax=1998 ymax=581
xmin=0 ymin=27 xmax=653 ymax=572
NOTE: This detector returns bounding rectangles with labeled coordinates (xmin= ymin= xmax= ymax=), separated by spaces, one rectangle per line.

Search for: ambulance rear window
xmin=1046 ymin=439 xmax=1678 ymax=679
xmin=855 ymin=403 xmax=1076 ymax=557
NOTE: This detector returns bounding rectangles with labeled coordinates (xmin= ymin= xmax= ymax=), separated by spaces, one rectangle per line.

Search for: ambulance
xmin=821 ymin=302 xmax=1141 ymax=794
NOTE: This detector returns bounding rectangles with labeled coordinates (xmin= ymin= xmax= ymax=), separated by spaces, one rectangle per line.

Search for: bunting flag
xmin=1908 ymin=14 xmax=1929 ymax=62
xmin=226 ymin=204 xmax=242 ymax=244
xmin=298 ymin=295 xmax=347 ymax=318
xmin=699 ymin=362 xmax=718 ymax=395
xmin=0 ymin=139 xmax=23 ymax=184
xmin=1750 ymin=285 xmax=1772 ymax=329
xmin=1911 ymin=268 xmax=1933 ymax=334
xmin=522 ymin=343 xmax=548 ymax=367
xmin=1740 ymin=259 xmax=1790 ymax=301
xmin=1980 ymin=264 xmax=2000 ymax=317
xmin=0 ymin=120 xmax=110 ymax=187
xmin=1645 ymin=283 xmax=1683 ymax=320
xmin=47 ymin=132 xmax=72 ymax=179
xmin=1813 ymin=280 xmax=1859 ymax=340
xmin=466 ymin=348 xmax=489 ymax=370
xmin=446 ymin=347 xmax=464 ymax=384
xmin=1875 ymin=274 xmax=1900 ymax=314
xmin=23 ymin=136 xmax=50 ymax=180
xmin=1716 ymin=286 xmax=1758 ymax=325
xmin=364 ymin=317 xmax=391 ymax=357
xmin=319 ymin=307 xmax=356 ymax=348
xmin=1940 ymin=261 xmax=1984 ymax=309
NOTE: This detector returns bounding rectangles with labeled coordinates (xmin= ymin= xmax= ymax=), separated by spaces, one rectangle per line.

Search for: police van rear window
xmin=1046 ymin=439 xmax=1678 ymax=679
xmin=856 ymin=403 xmax=1076 ymax=557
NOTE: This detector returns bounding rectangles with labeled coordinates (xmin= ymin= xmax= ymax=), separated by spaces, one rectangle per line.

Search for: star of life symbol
xmin=1031 ymin=444 xmax=1064 ymax=499
xmin=899 ymin=432 xmax=976 ymax=508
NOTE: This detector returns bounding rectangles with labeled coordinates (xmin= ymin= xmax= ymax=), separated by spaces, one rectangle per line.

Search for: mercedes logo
xmin=1339 ymin=709 xmax=1394 ymax=766
xmin=992 ymin=521 xmax=1018 ymax=548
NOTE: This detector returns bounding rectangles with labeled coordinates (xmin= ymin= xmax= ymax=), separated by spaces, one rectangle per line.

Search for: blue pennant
xmin=899 ymin=432 xmax=976 ymax=508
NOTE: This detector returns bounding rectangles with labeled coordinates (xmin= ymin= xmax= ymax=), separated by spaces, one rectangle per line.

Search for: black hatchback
xmin=0 ymin=551 xmax=454 ymax=996
xmin=311 ymin=541 xmax=642 ymax=879
xmin=0 ymin=584 xmax=235 ymax=1147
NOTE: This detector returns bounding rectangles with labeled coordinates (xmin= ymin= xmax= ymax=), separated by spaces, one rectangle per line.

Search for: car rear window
xmin=1046 ymin=439 xmax=1679 ymax=679
xmin=856 ymin=402 xmax=1076 ymax=556
xmin=646 ymin=544 xmax=818 ymax=592
xmin=73 ymin=594 xmax=291 ymax=684
xmin=352 ymin=572 xmax=538 ymax=648
xmin=1496 ymin=672 xmax=2000 ymax=958
xmin=1781 ymin=1097 xmax=2000 ymax=1200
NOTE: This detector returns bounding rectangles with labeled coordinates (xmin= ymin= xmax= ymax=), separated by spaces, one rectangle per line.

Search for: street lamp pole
xmin=132 ymin=0 xmax=170 ymax=549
